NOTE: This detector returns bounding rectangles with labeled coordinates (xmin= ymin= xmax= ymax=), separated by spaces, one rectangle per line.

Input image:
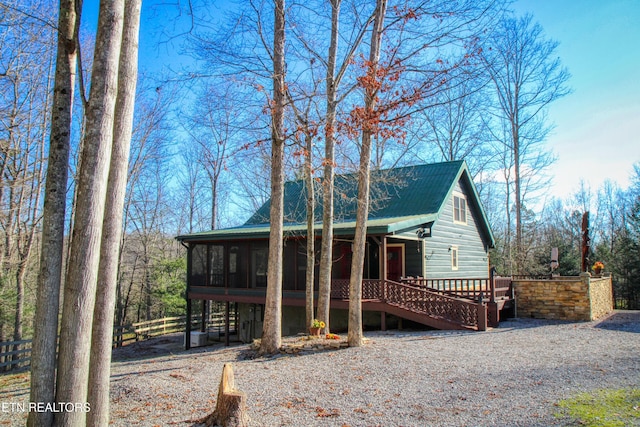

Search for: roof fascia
xmin=176 ymin=215 xmax=436 ymax=243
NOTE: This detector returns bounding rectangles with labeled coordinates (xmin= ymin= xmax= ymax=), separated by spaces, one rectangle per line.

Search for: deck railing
xmin=401 ymin=277 xmax=491 ymax=300
xmin=400 ymin=276 xmax=514 ymax=304
xmin=331 ymin=278 xmax=486 ymax=330
xmin=383 ymin=280 xmax=485 ymax=329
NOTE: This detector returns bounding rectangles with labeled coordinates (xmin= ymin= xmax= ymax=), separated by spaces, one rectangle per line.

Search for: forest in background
xmin=1 ymin=0 xmax=639 ymax=350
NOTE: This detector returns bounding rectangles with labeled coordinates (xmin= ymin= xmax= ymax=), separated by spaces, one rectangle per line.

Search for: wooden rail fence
xmin=0 ymin=313 xmax=235 ymax=373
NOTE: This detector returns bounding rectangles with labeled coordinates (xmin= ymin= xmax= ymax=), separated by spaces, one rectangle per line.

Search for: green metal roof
xmin=175 ymin=214 xmax=437 ymax=242
xmin=176 ymin=160 xmax=494 ymax=247
xmin=246 ymin=160 xmax=464 ymax=225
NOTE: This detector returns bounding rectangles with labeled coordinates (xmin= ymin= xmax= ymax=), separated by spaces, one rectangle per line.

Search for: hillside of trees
xmin=1 ymin=0 xmax=638 ymax=364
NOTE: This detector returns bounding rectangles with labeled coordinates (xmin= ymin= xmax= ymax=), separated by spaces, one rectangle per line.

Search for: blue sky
xmin=514 ymin=0 xmax=640 ymax=200
xmin=83 ymin=0 xmax=639 ymax=201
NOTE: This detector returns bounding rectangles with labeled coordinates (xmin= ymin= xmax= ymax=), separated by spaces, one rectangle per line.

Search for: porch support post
xmin=381 ymin=236 xmax=387 ymax=281
xmin=225 ymin=301 xmax=230 ymax=346
xmin=201 ymin=300 xmax=207 ymax=332
xmin=380 ymin=312 xmax=386 ymax=331
xmin=477 ymin=303 xmax=487 ymax=331
xmin=185 ymin=298 xmax=192 ymax=350
xmin=185 ymin=243 xmax=192 ymax=350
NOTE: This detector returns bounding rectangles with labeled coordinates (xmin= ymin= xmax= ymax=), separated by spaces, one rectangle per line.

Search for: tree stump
xmin=198 ymin=363 xmax=249 ymax=427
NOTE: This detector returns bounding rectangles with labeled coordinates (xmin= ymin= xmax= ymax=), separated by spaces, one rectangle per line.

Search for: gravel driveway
xmin=2 ymin=311 xmax=639 ymax=426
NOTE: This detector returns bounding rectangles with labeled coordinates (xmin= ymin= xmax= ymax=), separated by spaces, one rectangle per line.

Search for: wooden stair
xmin=331 ymin=279 xmax=489 ymax=331
xmin=331 ymin=275 xmax=515 ymax=331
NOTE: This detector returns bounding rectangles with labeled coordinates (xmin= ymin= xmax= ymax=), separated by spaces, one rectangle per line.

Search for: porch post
xmin=225 ymin=301 xmax=230 ymax=346
xmin=489 ymin=266 xmax=496 ymax=304
xmin=381 ymin=236 xmax=387 ymax=280
xmin=477 ymin=303 xmax=487 ymax=331
xmin=201 ymin=300 xmax=207 ymax=332
xmin=185 ymin=243 xmax=192 ymax=350
xmin=185 ymin=298 xmax=192 ymax=350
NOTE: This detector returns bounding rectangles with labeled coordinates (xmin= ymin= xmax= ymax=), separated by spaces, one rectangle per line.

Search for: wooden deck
xmin=330 ymin=275 xmax=515 ymax=331
xmin=188 ymin=276 xmax=514 ymax=332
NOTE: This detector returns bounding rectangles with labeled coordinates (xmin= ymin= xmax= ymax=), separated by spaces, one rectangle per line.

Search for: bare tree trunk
xmin=304 ymin=133 xmax=315 ymax=329
xmin=144 ymin=252 xmax=152 ymax=320
xmin=260 ymin=0 xmax=286 ymax=354
xmin=316 ymin=0 xmax=341 ymax=334
xmin=348 ymin=0 xmax=387 ymax=348
xmin=210 ymin=174 xmax=218 ymax=230
xmin=483 ymin=15 xmax=570 ymax=274
xmin=28 ymin=1 xmax=81 ymax=424
xmin=87 ymin=0 xmax=141 ymax=424
xmin=513 ymin=124 xmax=522 ymax=273
xmin=55 ymin=1 xmax=124 ymax=425
xmin=11 ymin=260 xmax=29 ymax=364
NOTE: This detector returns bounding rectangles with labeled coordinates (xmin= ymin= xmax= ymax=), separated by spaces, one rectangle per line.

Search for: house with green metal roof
xmin=177 ymin=160 xmax=505 ymax=347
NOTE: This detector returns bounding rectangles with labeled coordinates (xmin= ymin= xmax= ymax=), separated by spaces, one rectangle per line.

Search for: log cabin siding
xmin=424 ymin=181 xmax=489 ymax=278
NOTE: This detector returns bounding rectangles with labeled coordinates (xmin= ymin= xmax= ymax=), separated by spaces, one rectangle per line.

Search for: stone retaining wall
xmin=589 ymin=276 xmax=614 ymax=320
xmin=514 ymin=274 xmax=613 ymax=321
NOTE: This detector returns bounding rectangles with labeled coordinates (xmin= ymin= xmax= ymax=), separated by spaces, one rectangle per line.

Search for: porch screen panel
xmin=191 ymin=244 xmax=207 ymax=286
xmin=250 ymin=244 xmax=268 ymax=288
xmin=229 ymin=244 xmax=248 ymax=288
xmin=296 ymin=244 xmax=308 ymax=291
xmin=209 ymin=244 xmax=225 ymax=287
xmin=283 ymin=243 xmax=296 ymax=290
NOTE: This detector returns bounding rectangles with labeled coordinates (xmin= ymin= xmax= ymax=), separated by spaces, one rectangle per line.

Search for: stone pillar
xmin=580 ymin=271 xmax=591 ymax=318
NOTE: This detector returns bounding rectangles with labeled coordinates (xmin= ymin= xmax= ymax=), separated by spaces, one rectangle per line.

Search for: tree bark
xmin=316 ymin=0 xmax=341 ymax=334
xmin=54 ymin=1 xmax=124 ymax=425
xmin=260 ymin=0 xmax=286 ymax=354
xmin=348 ymin=0 xmax=387 ymax=348
xmin=87 ymin=0 xmax=141 ymax=425
xmin=28 ymin=1 xmax=81 ymax=425
xmin=305 ymin=132 xmax=315 ymax=329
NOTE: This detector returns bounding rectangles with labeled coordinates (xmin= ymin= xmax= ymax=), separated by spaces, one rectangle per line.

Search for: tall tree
xmin=260 ymin=0 xmax=286 ymax=354
xmin=28 ymin=1 xmax=80 ymax=424
xmin=183 ymin=81 xmax=240 ymax=230
xmin=413 ymin=76 xmax=493 ymax=175
xmin=483 ymin=14 xmax=570 ymax=273
xmin=177 ymin=143 xmax=209 ymax=234
xmin=294 ymin=0 xmax=373 ymax=333
xmin=288 ymin=90 xmax=320 ymax=329
xmin=347 ymin=0 xmax=387 ymax=347
xmin=54 ymin=1 xmax=124 ymax=424
xmin=0 ymin=0 xmax=53 ymax=365
xmin=87 ymin=0 xmax=141 ymax=424
xmin=316 ymin=0 xmax=341 ymax=334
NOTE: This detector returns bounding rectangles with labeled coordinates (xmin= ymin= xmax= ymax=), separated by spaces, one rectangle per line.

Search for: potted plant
xmin=309 ymin=319 xmax=325 ymax=336
xmin=592 ymin=261 xmax=604 ymax=275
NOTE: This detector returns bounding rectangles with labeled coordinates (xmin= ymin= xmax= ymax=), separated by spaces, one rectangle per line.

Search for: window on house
xmin=453 ymin=194 xmax=467 ymax=224
xmin=451 ymin=245 xmax=459 ymax=271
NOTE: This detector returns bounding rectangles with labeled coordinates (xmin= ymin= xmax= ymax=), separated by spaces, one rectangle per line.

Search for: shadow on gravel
xmin=492 ymin=317 xmax=575 ymax=331
xmin=594 ymin=310 xmax=640 ymax=333
xmin=111 ymin=311 xmax=640 ymax=365
xmin=112 ymin=332 xmax=246 ymax=364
